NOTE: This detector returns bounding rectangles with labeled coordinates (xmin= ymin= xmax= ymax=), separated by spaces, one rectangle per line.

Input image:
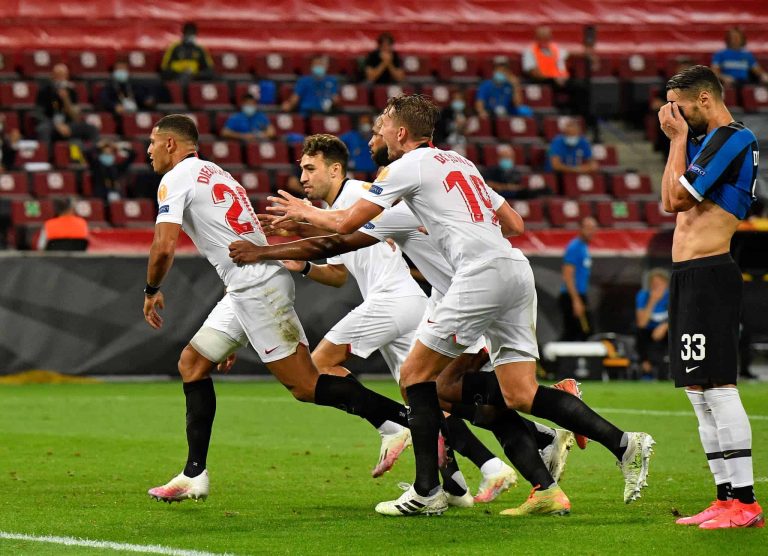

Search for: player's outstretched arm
xmin=267 ymin=189 xmax=384 ymax=234
xmin=229 ymin=231 xmax=379 ymax=265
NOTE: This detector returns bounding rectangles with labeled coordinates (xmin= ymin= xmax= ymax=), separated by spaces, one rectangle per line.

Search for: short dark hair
xmin=665 ymin=65 xmax=723 ymax=100
xmin=53 ymin=197 xmax=74 ymax=217
xmin=155 ymin=114 xmax=199 ymax=145
xmin=378 ymin=32 xmax=394 ymax=46
xmin=182 ymin=22 xmax=197 ymax=35
xmin=384 ymin=94 xmax=440 ymax=139
xmin=302 ymin=134 xmax=349 ymax=173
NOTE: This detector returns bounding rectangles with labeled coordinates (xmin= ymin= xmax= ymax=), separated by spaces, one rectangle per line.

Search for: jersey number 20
xmin=212 ymin=182 xmax=258 ymax=235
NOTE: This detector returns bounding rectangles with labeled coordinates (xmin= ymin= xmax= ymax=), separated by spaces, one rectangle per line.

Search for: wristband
xmin=144 ymin=283 xmax=161 ymax=296
xmin=299 ymin=262 xmax=312 ymax=276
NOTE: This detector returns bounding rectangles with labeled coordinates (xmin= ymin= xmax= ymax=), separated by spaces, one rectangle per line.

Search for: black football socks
xmin=406 ymin=382 xmax=443 ymax=496
xmin=182 ymin=378 xmax=216 ymax=478
xmin=313 ymin=373 xmax=408 ymax=427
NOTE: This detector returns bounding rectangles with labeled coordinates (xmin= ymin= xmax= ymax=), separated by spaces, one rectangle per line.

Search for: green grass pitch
xmin=1 ymin=380 xmax=766 ymax=555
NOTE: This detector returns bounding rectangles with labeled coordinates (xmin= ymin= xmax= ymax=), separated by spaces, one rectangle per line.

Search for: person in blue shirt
xmin=281 ymin=55 xmax=339 ymax=115
xmin=559 ymin=216 xmax=597 ymax=340
xmin=712 ymin=28 xmax=768 ymax=87
xmin=547 ymin=117 xmax=598 ymax=174
xmin=340 ymin=113 xmax=377 ymax=176
xmin=635 ymin=268 xmax=670 ymax=378
xmin=221 ymin=94 xmax=275 ymax=141
xmin=474 ymin=59 xmax=533 ymax=119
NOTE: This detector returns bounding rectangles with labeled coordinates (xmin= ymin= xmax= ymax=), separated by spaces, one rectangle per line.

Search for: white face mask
xmin=565 ymin=136 xmax=580 ymax=147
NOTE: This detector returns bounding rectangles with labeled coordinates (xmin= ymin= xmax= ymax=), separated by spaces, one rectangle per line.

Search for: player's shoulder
xmin=708 ymin=122 xmax=757 ymax=151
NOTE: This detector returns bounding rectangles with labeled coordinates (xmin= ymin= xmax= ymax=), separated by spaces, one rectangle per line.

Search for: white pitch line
xmin=593 ymin=407 xmax=768 ymax=421
xmin=0 ymin=532 xmax=235 ymax=556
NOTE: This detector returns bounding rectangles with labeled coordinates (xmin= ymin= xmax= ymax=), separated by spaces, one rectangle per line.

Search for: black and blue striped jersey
xmin=681 ymin=122 xmax=758 ymax=219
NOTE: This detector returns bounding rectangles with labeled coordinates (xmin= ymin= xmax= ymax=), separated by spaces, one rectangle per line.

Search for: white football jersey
xmin=326 ymin=179 xmax=425 ymax=300
xmin=155 ymin=156 xmax=282 ymax=291
xmin=363 ymin=146 xmax=527 ymax=272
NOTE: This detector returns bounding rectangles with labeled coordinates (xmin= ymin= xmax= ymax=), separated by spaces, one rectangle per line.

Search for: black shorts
xmin=669 ymin=253 xmax=742 ymax=388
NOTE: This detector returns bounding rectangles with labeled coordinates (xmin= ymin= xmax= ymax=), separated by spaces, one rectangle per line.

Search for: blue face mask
xmin=451 ymin=100 xmax=465 ymax=112
xmin=242 ymin=105 xmax=257 ymax=117
xmin=493 ymin=70 xmax=507 ymax=83
xmin=113 ymin=69 xmax=129 ymax=83
xmin=499 ymin=158 xmax=514 ymax=171
xmin=565 ymin=136 xmax=580 ymax=147
xmin=99 ymin=153 xmax=115 ymax=166
xmin=312 ymin=65 xmax=326 ymax=78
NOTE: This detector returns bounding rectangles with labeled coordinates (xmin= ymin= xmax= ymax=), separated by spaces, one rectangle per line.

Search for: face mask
xmin=242 ymin=105 xmax=257 ymax=117
xmin=183 ymin=34 xmax=196 ymax=44
xmin=312 ymin=65 xmax=326 ymax=78
xmin=565 ymin=136 xmax=580 ymax=147
xmin=113 ymin=69 xmax=129 ymax=83
xmin=499 ymin=158 xmax=514 ymax=171
xmin=493 ymin=71 xmax=507 ymax=83
xmin=451 ymin=100 xmax=465 ymax=112
xmin=359 ymin=123 xmax=371 ymax=134
xmin=99 ymin=153 xmax=115 ymax=166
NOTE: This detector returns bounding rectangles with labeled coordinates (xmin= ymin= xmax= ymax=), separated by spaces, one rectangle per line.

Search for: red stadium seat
xmin=442 ymin=143 xmax=478 ymax=163
xmin=437 ymin=55 xmax=479 ymax=82
xmin=11 ymin=199 xmax=54 ymax=225
xmin=481 ymin=144 xmax=526 ymax=167
xmin=644 ymin=200 xmax=676 ymax=227
xmin=567 ymin=55 xmax=616 ymax=79
xmin=15 ymin=142 xmax=49 ymax=166
xmin=372 ymin=84 xmax=415 ymax=110
xmin=0 ymin=50 xmax=18 ymax=76
xmin=616 ymin=54 xmax=658 ymax=79
xmin=610 ymin=173 xmax=653 ymax=198
xmin=420 ymin=84 xmax=453 ymax=107
xmin=479 ymin=54 xmax=522 ymax=78
xmin=162 ymin=81 xmax=185 ymax=109
xmin=521 ymin=173 xmax=558 ymax=195
xmin=297 ymin=54 xmax=350 ymax=77
xmin=595 ymin=200 xmax=643 ymax=227
xmin=337 ymin=84 xmax=371 ymax=109
xmin=20 ymin=49 xmax=62 ymax=77
xmin=212 ymin=51 xmax=252 ymax=77
xmin=591 ymin=144 xmax=619 ymax=169
xmin=269 ymin=113 xmax=306 ymax=136
xmin=742 ymin=85 xmax=768 ymax=113
xmin=254 ymin=53 xmax=296 ymax=79
xmin=527 ymin=144 xmax=548 ymax=169
xmin=188 ymin=82 xmax=233 ymax=110
xmin=126 ymin=50 xmax=160 ymax=75
xmin=231 ymin=170 xmax=272 ymax=194
xmin=83 ymin=112 xmax=117 ymax=136
xmin=510 ymin=199 xmax=546 ymax=228
xmin=309 ymin=115 xmax=352 ymax=135
xmin=182 ymin=112 xmax=212 ymax=136
xmin=120 ymin=112 xmax=162 ymax=138
xmin=233 ymin=81 xmax=276 ymax=105
xmin=547 ymin=198 xmax=592 ymax=228
xmin=495 ymin=116 xmax=539 ymax=142
xmin=522 ymin=84 xmax=554 ymax=110
xmin=199 ymin=140 xmax=243 ymax=167
xmin=52 ymin=142 xmax=88 ymax=169
xmin=73 ymin=198 xmax=107 ymax=225
xmin=0 ymin=81 xmax=39 ymax=109
xmin=109 ymin=199 xmax=155 ymax=227
xmin=31 ymin=171 xmax=78 ymax=197
xmin=0 ymin=172 xmax=30 ymax=198
xmin=464 ymin=116 xmax=493 ymax=140
xmin=245 ymin=141 xmax=292 ymax=168
xmin=0 ymin=111 xmax=20 ymax=133
xmin=542 ymin=115 xmax=586 ymax=141
xmin=401 ymin=54 xmax=434 ymax=81
xmin=562 ymin=173 xmax=607 ymax=198
xmin=67 ymin=50 xmax=113 ymax=78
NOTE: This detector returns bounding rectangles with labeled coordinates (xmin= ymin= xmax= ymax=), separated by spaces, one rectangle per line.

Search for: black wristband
xmin=144 ymin=283 xmax=161 ymax=296
xmin=299 ymin=262 xmax=312 ymax=276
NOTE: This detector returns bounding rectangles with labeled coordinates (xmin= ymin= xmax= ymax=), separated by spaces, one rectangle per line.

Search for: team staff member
xmin=37 ymin=197 xmax=89 ymax=251
xmin=559 ymin=216 xmax=597 ymax=341
xmin=659 ymin=65 xmax=762 ymax=529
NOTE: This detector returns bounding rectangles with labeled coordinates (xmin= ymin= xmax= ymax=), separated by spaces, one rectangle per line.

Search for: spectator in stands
xmin=559 ymin=216 xmax=597 ymax=341
xmin=547 ymin=118 xmax=598 ymax=174
xmin=54 ymin=106 xmax=100 ymax=144
xmin=340 ymin=113 xmax=377 ymax=175
xmin=34 ymin=63 xmax=79 ymax=144
xmin=485 ymin=145 xmax=524 ymax=198
xmin=220 ymin=94 xmax=276 ymax=141
xmin=712 ymin=27 xmax=768 ymax=87
xmin=363 ymin=32 xmax=405 ymax=84
xmin=434 ymin=90 xmax=471 ymax=145
xmin=522 ymin=26 xmax=569 ymax=86
xmin=98 ymin=60 xmax=157 ymax=115
xmin=475 ymin=58 xmax=532 ymax=118
xmin=160 ymin=21 xmax=214 ymax=80
xmin=281 ymin=55 xmax=339 ymax=115
xmin=635 ymin=268 xmax=670 ymax=379
xmin=87 ymin=140 xmax=136 ymax=202
xmin=0 ymin=113 xmax=21 ymax=171
xmin=37 ymin=197 xmax=89 ymax=251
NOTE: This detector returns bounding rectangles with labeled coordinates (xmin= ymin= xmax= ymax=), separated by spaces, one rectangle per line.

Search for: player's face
xmin=368 ymin=120 xmax=390 ymax=167
xmin=148 ymin=128 xmax=172 ymax=174
xmin=380 ymin=110 xmax=405 ymax=161
xmin=299 ymin=153 xmax=334 ymax=200
xmin=666 ymin=89 xmax=708 ymax=136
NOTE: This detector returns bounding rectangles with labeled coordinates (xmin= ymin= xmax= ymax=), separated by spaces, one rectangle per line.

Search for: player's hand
xmin=143 ymin=291 xmax=165 ymax=329
xmin=229 ymin=240 xmax=264 ymax=264
xmin=282 ymin=259 xmax=306 ymax=272
xmin=385 ymin=238 xmax=397 ymax=251
xmin=417 ymin=226 xmax=429 ymax=235
xmin=658 ymin=101 xmax=688 ymax=140
xmin=571 ymin=296 xmax=585 ymax=318
xmin=266 ymin=190 xmax=312 ymax=225
xmin=217 ymin=353 xmax=236 ymax=374
xmin=258 ymin=214 xmax=300 ymax=237
xmin=651 ymin=326 xmax=667 ymax=342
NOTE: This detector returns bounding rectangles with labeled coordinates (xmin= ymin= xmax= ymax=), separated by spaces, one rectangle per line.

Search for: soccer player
xmin=658 ymin=65 xmax=763 ymax=529
xmin=141 ymin=115 xmax=415 ymax=503
xmin=265 ymin=95 xmax=654 ymax=516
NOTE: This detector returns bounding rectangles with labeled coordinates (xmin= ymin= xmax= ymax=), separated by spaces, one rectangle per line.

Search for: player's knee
xmin=178 ymin=346 xmax=210 ymax=382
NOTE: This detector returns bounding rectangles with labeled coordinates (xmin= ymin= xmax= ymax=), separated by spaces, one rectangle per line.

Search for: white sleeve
xmin=156 ymin=167 xmax=194 ymax=225
xmin=326 ymin=255 xmax=344 ymax=265
xmin=362 ymin=158 xmax=418 ymax=210
xmin=487 ymin=186 xmax=506 ymax=211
